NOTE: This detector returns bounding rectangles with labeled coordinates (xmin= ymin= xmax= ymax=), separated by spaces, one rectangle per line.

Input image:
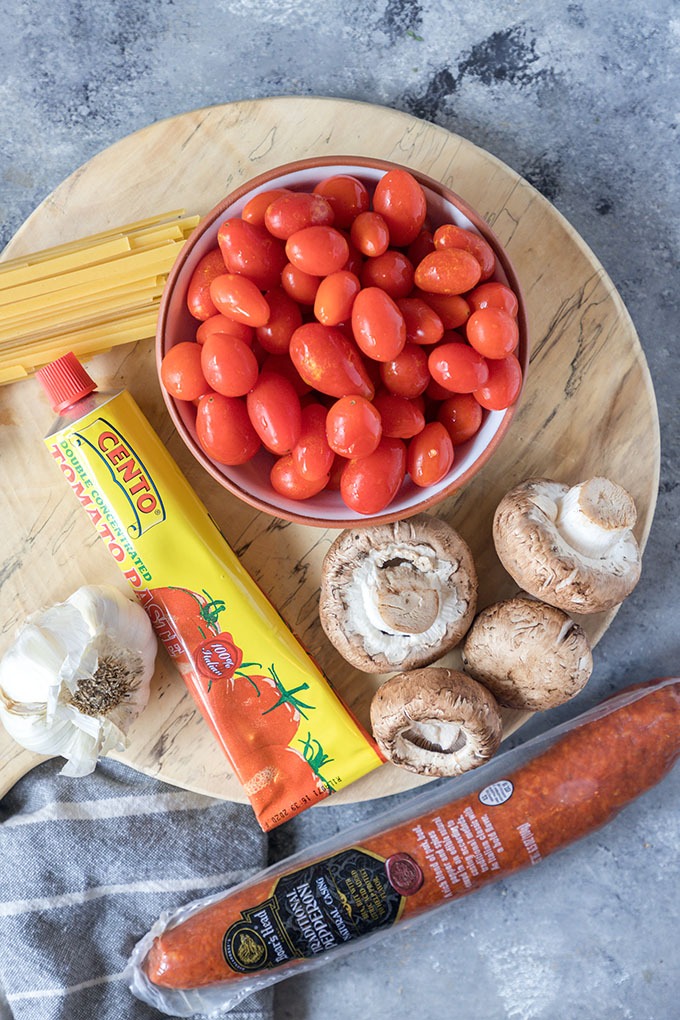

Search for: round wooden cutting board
xmin=0 ymin=96 xmax=659 ymax=805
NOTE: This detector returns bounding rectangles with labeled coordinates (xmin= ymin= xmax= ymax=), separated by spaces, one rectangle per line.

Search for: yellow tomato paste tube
xmin=37 ymin=353 xmax=384 ymax=830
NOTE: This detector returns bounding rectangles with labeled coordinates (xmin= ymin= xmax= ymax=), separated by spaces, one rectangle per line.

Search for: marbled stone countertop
xmin=0 ymin=2 xmax=678 ymax=1017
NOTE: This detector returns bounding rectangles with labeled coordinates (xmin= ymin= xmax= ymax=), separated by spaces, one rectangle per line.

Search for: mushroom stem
xmin=401 ymin=720 xmax=468 ymax=754
xmin=554 ymin=478 xmax=637 ymax=559
xmin=376 ymin=581 xmax=440 ymax=634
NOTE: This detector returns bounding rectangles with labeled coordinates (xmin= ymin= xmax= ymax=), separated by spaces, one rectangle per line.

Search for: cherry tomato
xmin=281 ymin=262 xmax=321 ymax=305
xmin=436 ymin=393 xmax=484 ymax=444
xmin=290 ymin=323 xmax=375 ymax=398
xmin=349 ymin=211 xmax=390 ymax=257
xmin=425 ymin=375 xmax=457 ymax=402
xmin=285 ymin=226 xmax=349 ymax=276
xmin=351 ymin=287 xmax=406 ymax=362
xmin=433 ymin=224 xmax=496 ymax=280
xmin=414 ymin=248 xmax=482 ymax=295
xmin=216 ymin=218 xmax=287 ymax=290
xmin=407 ymin=228 xmax=435 ymax=265
xmin=466 ymin=306 xmax=519 ymax=359
xmin=361 ymin=350 xmax=383 ymax=392
xmin=196 ymin=393 xmax=261 ymax=465
xmin=292 ymin=403 xmax=334 ymax=480
xmin=270 ymin=454 xmax=330 ymax=500
xmin=372 ymin=168 xmax=427 ymax=246
xmin=160 ymin=342 xmax=208 ymax=401
xmin=246 ymin=372 xmax=302 ymax=454
xmin=380 ymin=343 xmax=430 ymax=398
xmin=255 ymin=287 xmax=303 ymax=354
xmin=326 ymin=454 xmax=345 ymax=491
xmin=343 ymin=242 xmax=364 ymax=278
xmin=340 ymin=437 xmax=407 ymax=515
xmin=181 ymin=171 xmax=525 ymax=514
xmin=411 ymin=288 xmax=471 ymax=330
xmin=210 ymin=274 xmax=271 ymax=327
xmin=250 ymin=339 xmax=269 ymax=368
xmin=196 ymin=314 xmax=255 ymax=346
xmin=467 ymin=281 xmax=519 ymax=317
xmin=241 ymin=187 xmax=291 ymax=226
xmin=372 ymin=391 xmax=425 ymax=439
xmin=186 ymin=248 xmax=226 ymax=321
xmin=312 ymin=175 xmax=370 ymax=228
xmin=361 ymin=250 xmax=414 ymax=300
xmin=428 ymin=342 xmax=490 ymax=393
xmin=326 ymin=395 xmax=382 ymax=459
xmin=407 ymin=422 xmax=454 ymax=487
xmin=473 ymin=354 xmax=523 ymax=410
xmin=314 ymin=270 xmax=361 ymax=326
xmin=259 ymin=354 xmax=311 ymax=396
xmin=440 ymin=326 xmax=466 ymax=342
xmin=265 ymin=191 xmax=335 ymax=239
xmin=200 ymin=333 xmax=259 ymax=397
xmin=397 ymin=297 xmax=444 ymax=345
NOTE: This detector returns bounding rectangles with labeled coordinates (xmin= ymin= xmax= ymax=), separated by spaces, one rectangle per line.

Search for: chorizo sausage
xmin=129 ymin=676 xmax=680 ymax=1015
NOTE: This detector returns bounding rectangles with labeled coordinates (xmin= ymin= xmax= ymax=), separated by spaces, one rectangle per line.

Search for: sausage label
xmin=478 ymin=779 xmax=514 ymax=806
xmin=222 ymin=847 xmax=406 ymax=973
xmin=412 ymin=806 xmax=505 ymax=897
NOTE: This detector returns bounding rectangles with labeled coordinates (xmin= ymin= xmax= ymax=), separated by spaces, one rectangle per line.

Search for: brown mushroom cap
xmin=370 ymin=667 xmax=503 ymax=776
xmin=319 ymin=514 xmax=478 ymax=673
xmin=493 ymin=476 xmax=641 ymax=613
xmin=461 ymin=595 xmax=593 ymax=710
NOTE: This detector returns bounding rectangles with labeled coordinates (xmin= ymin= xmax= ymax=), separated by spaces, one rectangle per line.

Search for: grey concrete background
xmin=1 ymin=1 xmax=678 ymax=1017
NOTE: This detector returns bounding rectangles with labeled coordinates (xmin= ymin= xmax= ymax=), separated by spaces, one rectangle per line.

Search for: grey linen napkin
xmin=0 ymin=758 xmax=274 ymax=1020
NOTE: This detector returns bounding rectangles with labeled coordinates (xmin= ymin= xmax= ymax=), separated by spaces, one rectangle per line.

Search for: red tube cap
xmin=36 ymin=352 xmax=97 ymax=412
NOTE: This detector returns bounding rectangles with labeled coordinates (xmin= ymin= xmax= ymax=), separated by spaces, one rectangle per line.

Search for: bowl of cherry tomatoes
xmin=156 ymin=156 xmax=528 ymax=526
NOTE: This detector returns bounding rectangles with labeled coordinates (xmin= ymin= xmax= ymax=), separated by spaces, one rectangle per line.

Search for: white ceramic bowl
xmin=156 ymin=156 xmax=529 ymax=527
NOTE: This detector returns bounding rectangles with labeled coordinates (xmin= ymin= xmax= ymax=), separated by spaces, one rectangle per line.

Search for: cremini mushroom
xmin=319 ymin=514 xmax=477 ymax=673
xmin=370 ymin=667 xmax=503 ymax=776
xmin=461 ymin=595 xmax=593 ymax=711
xmin=493 ymin=476 xmax=641 ymax=613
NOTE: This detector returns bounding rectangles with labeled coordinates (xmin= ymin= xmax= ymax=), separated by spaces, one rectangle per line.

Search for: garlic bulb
xmin=0 ymin=585 xmax=157 ymax=777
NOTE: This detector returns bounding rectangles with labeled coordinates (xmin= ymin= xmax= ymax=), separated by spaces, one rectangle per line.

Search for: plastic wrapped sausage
xmin=128 ymin=676 xmax=680 ymax=1015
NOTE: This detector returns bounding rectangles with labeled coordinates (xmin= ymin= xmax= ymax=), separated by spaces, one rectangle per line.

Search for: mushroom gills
xmin=400 ymin=719 xmax=467 ymax=754
xmin=557 ymin=619 xmax=579 ymax=643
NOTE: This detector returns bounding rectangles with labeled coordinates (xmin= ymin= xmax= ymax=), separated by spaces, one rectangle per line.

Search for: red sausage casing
xmin=128 ymin=676 xmax=680 ymax=1016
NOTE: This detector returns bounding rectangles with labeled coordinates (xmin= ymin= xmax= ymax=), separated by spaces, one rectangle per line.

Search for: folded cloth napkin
xmin=0 ymin=758 xmax=273 ymax=1020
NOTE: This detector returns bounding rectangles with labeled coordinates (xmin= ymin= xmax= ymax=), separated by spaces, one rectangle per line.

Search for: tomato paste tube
xmin=127 ymin=676 xmax=680 ymax=1015
xmin=36 ymin=353 xmax=384 ymax=830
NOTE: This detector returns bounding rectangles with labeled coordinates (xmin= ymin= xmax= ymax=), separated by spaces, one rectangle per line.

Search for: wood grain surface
xmin=0 ymin=96 xmax=660 ymax=805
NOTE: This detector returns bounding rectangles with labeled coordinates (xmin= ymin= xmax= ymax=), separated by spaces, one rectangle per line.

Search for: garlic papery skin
xmin=0 ymin=585 xmax=157 ymax=776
